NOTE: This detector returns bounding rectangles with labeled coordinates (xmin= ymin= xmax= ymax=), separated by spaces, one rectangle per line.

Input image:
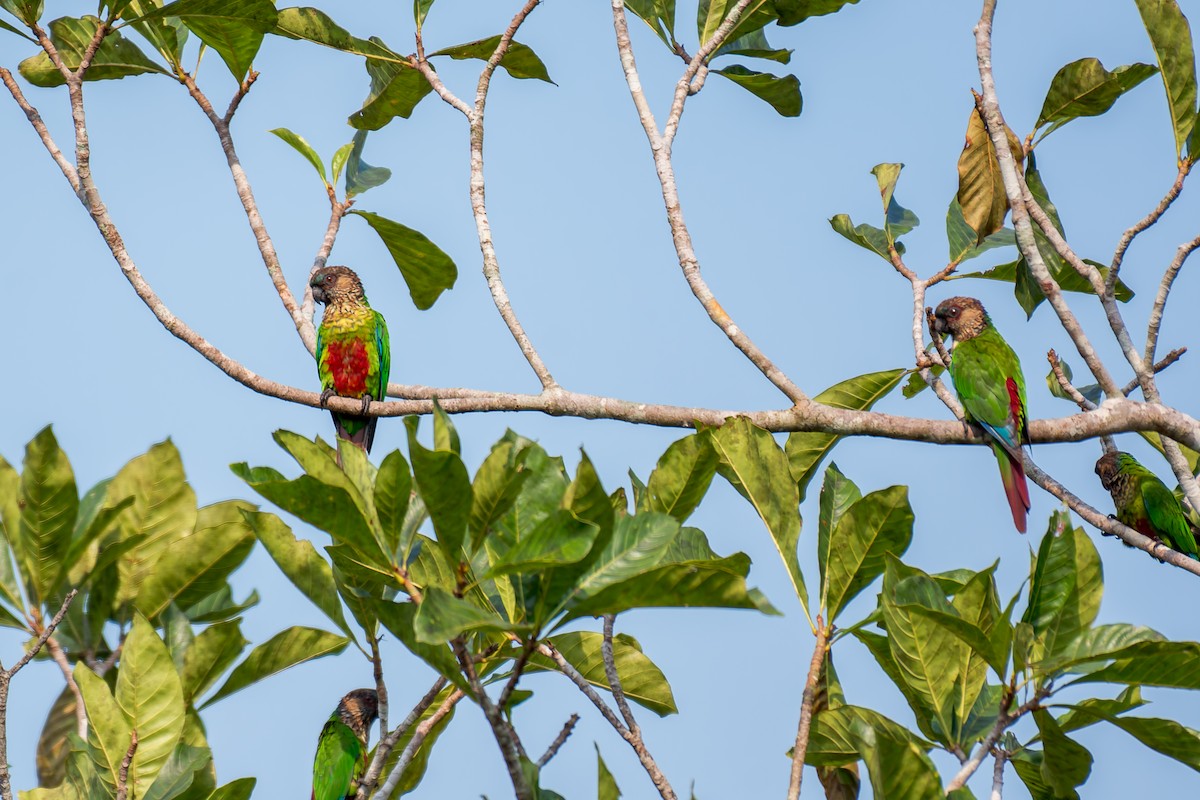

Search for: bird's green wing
xmin=313 ymin=720 xmax=364 ymax=800
xmin=315 ymin=323 xmax=333 ymax=392
xmin=1140 ymin=477 xmax=1199 ymax=557
xmin=950 ymin=332 xmax=1026 ymax=455
xmin=373 ymin=309 xmax=390 ymax=400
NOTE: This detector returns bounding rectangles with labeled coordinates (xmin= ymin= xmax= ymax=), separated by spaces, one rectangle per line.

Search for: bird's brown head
xmin=1095 ymin=451 xmax=1123 ymax=491
xmin=310 ymin=266 xmax=365 ymax=307
xmin=933 ymin=296 xmax=989 ymax=342
xmin=336 ymin=688 xmax=379 ymax=741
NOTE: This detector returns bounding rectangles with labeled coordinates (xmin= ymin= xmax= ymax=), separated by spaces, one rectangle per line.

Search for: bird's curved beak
xmin=312 ymin=286 xmax=327 ymax=305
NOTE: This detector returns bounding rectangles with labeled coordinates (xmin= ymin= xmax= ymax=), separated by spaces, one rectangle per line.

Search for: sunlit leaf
xmin=526 ymin=631 xmax=677 ymax=716
xmin=1135 ymin=0 xmax=1198 ymax=159
xmin=430 ymin=36 xmax=554 ymax=83
xmin=350 ymin=211 xmax=457 ymax=310
xmin=714 ymin=65 xmax=802 ymax=116
xmin=956 ymin=105 xmax=1022 ymax=244
xmin=17 ymin=15 xmax=170 ymax=87
xmin=1035 ymin=58 xmax=1158 ymax=139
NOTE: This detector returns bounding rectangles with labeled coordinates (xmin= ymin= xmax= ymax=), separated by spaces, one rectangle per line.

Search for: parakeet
xmin=311 ymin=266 xmax=391 ymax=454
xmin=1095 ymin=451 xmax=1199 ymax=559
xmin=312 ymin=688 xmax=380 ymax=800
xmin=933 ymin=296 xmax=1031 ymax=532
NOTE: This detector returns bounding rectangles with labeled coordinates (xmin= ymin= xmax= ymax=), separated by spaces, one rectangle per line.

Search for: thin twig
xmin=787 ymin=618 xmax=829 ymax=800
xmin=0 ymin=591 xmax=78 ymax=800
xmin=0 ymin=68 xmax=80 ymax=194
xmin=945 ymin=689 xmax=1045 ymax=793
xmin=1123 ymin=347 xmax=1187 ymax=397
xmin=1111 ymin=161 xmax=1191 ymax=289
xmin=537 ymin=714 xmax=580 ymax=768
xmin=375 ymin=688 xmax=464 ymax=798
xmin=601 ymin=616 xmax=639 ymax=733
xmin=1145 ymin=235 xmax=1200 ymax=365
xmin=44 ymin=636 xmax=87 ymax=739
xmin=1046 ymin=350 xmax=1096 ymax=411
xmin=453 ymin=639 xmax=533 ymax=800
xmin=357 ymin=677 xmax=449 ymax=799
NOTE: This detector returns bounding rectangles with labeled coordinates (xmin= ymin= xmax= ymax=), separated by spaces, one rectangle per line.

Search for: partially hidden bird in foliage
xmin=312 ymin=688 xmax=379 ymax=800
xmin=311 ymin=266 xmax=391 ymax=455
xmin=1095 ymin=451 xmax=1199 ymax=559
xmin=933 ymin=296 xmax=1031 ymax=532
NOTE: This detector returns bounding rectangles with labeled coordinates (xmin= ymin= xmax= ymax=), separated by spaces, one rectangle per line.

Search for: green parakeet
xmin=933 ymin=296 xmax=1030 ymax=532
xmin=1095 ymin=451 xmax=1199 ymax=559
xmin=312 ymin=688 xmax=379 ymax=800
xmin=312 ymin=266 xmax=391 ymax=453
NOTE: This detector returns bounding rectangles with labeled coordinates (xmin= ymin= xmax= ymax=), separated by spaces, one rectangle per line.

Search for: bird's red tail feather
xmin=993 ymin=443 xmax=1030 ymax=533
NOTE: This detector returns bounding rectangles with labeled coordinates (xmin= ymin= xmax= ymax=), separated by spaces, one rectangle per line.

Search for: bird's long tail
xmin=991 ymin=442 xmax=1030 ymax=533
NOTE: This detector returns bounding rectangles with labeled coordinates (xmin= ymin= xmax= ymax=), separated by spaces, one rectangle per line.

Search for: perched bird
xmin=933 ymin=296 xmax=1031 ymax=532
xmin=311 ymin=266 xmax=391 ymax=454
xmin=1095 ymin=451 xmax=1199 ymax=559
xmin=312 ymin=688 xmax=380 ymax=800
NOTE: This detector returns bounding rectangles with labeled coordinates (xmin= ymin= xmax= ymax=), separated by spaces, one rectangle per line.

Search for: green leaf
xmin=1044 ymin=357 xmax=1103 ymax=407
xmin=142 ymin=0 xmax=278 ymax=81
xmin=527 ymin=631 xmax=677 ymax=716
xmin=17 ymin=15 xmax=170 ymax=87
xmin=201 ymin=626 xmax=349 ymax=707
xmin=374 ymin=449 xmax=413 ymax=559
xmin=774 ymin=0 xmax=864 ymax=27
xmin=230 ymin=463 xmax=384 ymax=569
xmin=1135 ymin=0 xmax=1198 ymax=160
xmin=107 ymin=440 xmax=198 ymax=609
xmin=487 ymin=509 xmax=599 ymax=576
xmin=373 ymin=599 xmax=468 ymax=692
xmin=350 ymin=52 xmax=433 ymax=131
xmin=625 ymin=0 xmax=676 ymax=48
xmin=856 ymin=722 xmax=943 ymax=800
xmin=956 ymin=105 xmax=1022 ymax=245
xmin=822 ymin=485 xmax=913 ymax=622
xmin=243 ymin=510 xmax=352 ymax=640
xmin=413 ymin=0 xmax=436 ymax=28
xmin=1035 ymin=58 xmax=1159 ymax=139
xmin=786 ymin=369 xmax=906 ymax=499
xmin=645 ymin=434 xmax=717 ymax=523
xmin=871 ymin=163 xmax=919 ymax=245
xmin=272 ymin=6 xmax=398 ymax=60
xmin=561 ymin=552 xmax=776 ymax=623
xmin=18 ymin=426 xmax=77 ymax=605
xmin=412 ymin=585 xmax=522 ymax=644
xmin=1010 ymin=748 xmax=1071 ymax=800
xmin=469 ymin=438 xmax=532 ymax=551
xmin=552 ymin=511 xmax=678 ymax=615
xmin=1064 ymin=709 xmax=1200 ymax=772
xmin=1071 ymin=640 xmax=1200 ymax=688
xmin=350 ymin=211 xmax=458 ymax=310
xmin=135 ymin=501 xmax=256 ymax=620
xmin=121 ymin=0 xmax=188 ymax=68
xmin=34 ymin=686 xmax=77 ymax=789
xmin=946 ymin=197 xmax=1015 ymax=264
xmin=430 ymin=36 xmax=554 ymax=83
xmin=596 ymin=744 xmax=622 ymax=800
xmin=0 ymin=454 xmax=24 ymax=612
xmin=715 ymin=28 xmax=791 ymax=63
xmin=816 ymin=464 xmax=860 ymax=593
xmin=1031 ymin=623 xmax=1164 ymax=676
xmin=205 ymin=777 xmax=256 ymax=800
xmin=708 ymin=417 xmax=806 ymax=610
xmin=180 ymin=619 xmax=247 ymax=704
xmin=405 ymin=417 xmax=472 ymax=562
xmin=343 ymin=130 xmax=392 ymax=197
xmin=330 ymin=142 xmax=354 ymax=188
xmin=116 ymin=616 xmax=186 ymax=797
xmin=829 ymin=214 xmax=896 ymax=261
xmin=804 ymin=704 xmax=932 ymax=767
xmin=713 ymin=65 xmax=802 ymax=116
xmin=1022 ymin=513 xmax=1102 ymax=667
xmin=0 ymin=0 xmax=42 ymax=25
xmin=268 ymin=128 xmax=326 ymax=183
xmin=1052 ymin=687 xmax=1146 ymax=734
xmin=1034 ymin=710 xmax=1093 ymax=795
xmin=75 ymin=665 xmax=132 ymax=795
xmin=142 ymin=742 xmax=210 ymax=800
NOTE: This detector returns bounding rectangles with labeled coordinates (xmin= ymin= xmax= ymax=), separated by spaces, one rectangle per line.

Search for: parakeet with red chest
xmin=933 ymin=296 xmax=1030 ymax=532
xmin=311 ymin=266 xmax=391 ymax=454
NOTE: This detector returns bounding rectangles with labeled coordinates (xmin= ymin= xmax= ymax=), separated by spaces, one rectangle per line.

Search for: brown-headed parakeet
xmin=312 ymin=688 xmax=379 ymax=800
xmin=933 ymin=296 xmax=1030 ymax=532
xmin=1095 ymin=451 xmax=1199 ymax=559
xmin=311 ymin=266 xmax=391 ymax=454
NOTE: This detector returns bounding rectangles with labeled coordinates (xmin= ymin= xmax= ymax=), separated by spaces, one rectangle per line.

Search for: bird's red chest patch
xmin=326 ymin=339 xmax=370 ymax=397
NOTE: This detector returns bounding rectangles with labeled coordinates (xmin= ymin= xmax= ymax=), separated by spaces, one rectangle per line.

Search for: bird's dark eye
xmin=324 ymin=275 xmax=334 ymax=284
xmin=948 ymin=307 xmax=959 ymax=316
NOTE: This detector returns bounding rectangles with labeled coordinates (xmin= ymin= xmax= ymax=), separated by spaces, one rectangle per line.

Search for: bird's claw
xmin=360 ymin=394 xmax=373 ymax=415
xmin=319 ymin=389 xmax=335 ymax=408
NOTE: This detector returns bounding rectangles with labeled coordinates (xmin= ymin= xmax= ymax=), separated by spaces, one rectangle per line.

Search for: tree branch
xmin=0 ymin=591 xmax=78 ymax=800
xmin=611 ymin=0 xmax=809 ymax=406
xmin=1145 ymin=234 xmax=1200 ymax=365
xmin=453 ymin=638 xmax=532 ymax=800
xmin=1111 ymin=160 xmax=1191 ymax=290
xmin=356 ymin=677 xmax=448 ymax=799
xmin=375 ymin=688 xmax=464 ymax=799
xmin=787 ymin=617 xmax=829 ymax=800
xmin=990 ymin=748 xmax=1007 ymax=800
xmin=114 ymin=729 xmax=138 ymax=800
xmin=945 ymin=688 xmax=1044 ymax=793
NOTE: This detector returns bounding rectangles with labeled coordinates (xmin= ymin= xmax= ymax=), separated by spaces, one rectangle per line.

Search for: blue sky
xmin=3 ymin=0 xmax=1200 ymax=797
